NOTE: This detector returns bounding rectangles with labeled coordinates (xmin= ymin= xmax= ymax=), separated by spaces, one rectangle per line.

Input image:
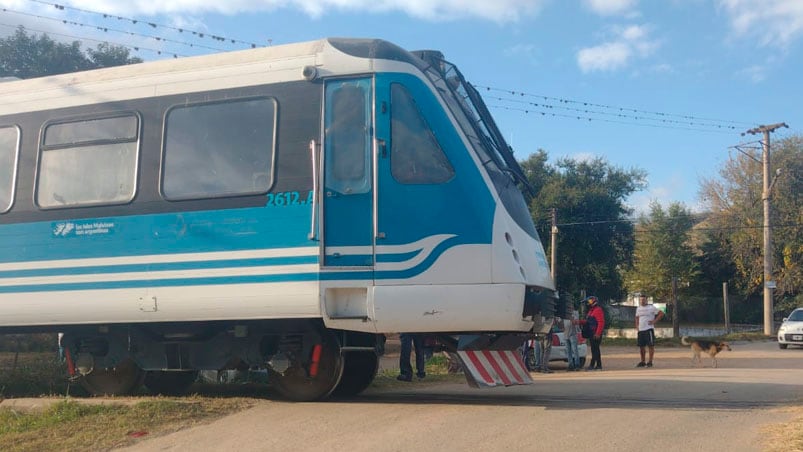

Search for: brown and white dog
xmin=681 ymin=336 xmax=732 ymax=368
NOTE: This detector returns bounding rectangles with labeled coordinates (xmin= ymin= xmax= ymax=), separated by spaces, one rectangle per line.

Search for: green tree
xmin=0 ymin=27 xmax=142 ymax=79
xmin=699 ymin=135 xmax=803 ymax=316
xmin=624 ymin=201 xmax=698 ymax=307
xmin=526 ymin=154 xmax=647 ymax=304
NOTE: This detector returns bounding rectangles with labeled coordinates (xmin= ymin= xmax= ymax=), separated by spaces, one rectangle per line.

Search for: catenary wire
xmin=489 ymin=104 xmax=736 ymax=134
xmin=477 ymin=84 xmax=755 ymax=127
xmin=25 ymin=0 xmax=264 ymax=48
xmin=0 ymin=21 xmax=185 ymax=57
xmin=487 ymin=94 xmax=739 ymax=130
xmin=1 ymin=7 xmax=227 ymax=52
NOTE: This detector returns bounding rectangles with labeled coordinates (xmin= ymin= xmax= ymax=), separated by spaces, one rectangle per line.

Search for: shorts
xmin=637 ymin=329 xmax=655 ymax=347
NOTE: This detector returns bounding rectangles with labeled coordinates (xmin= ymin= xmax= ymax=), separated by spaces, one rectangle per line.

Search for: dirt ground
xmin=112 ymin=340 xmax=802 ymax=452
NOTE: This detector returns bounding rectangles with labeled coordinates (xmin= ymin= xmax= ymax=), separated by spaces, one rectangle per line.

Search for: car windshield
xmin=788 ymin=310 xmax=803 ymax=321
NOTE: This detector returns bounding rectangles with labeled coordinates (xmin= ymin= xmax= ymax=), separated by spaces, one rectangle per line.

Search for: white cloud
xmin=572 ymin=152 xmax=598 ymax=163
xmin=628 ymin=173 xmax=703 ymax=215
xmin=576 ymin=24 xmax=659 ymax=72
xmin=736 ymin=65 xmax=767 ymax=83
xmin=577 ymin=42 xmax=631 ymax=72
xmin=718 ymin=0 xmax=803 ymax=47
xmin=583 ymin=0 xmax=638 ymax=16
xmin=52 ymin=0 xmax=547 ymax=23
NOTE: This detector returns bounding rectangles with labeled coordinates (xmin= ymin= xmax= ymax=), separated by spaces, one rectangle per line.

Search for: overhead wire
xmin=0 ymin=6 xmax=227 ymax=52
xmin=25 ymin=0 xmax=264 ymax=49
xmin=486 ymin=94 xmax=741 ymax=131
xmin=489 ymin=104 xmax=736 ymax=134
xmin=0 ymin=21 xmax=185 ymax=57
xmin=477 ymin=84 xmax=756 ymax=128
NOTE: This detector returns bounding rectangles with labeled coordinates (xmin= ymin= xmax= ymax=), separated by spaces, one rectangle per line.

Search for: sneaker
xmin=396 ymin=374 xmax=412 ymax=382
xmin=646 ymin=362 xmax=653 ymax=368
xmin=636 ymin=362 xmax=646 ymax=368
xmin=416 ymin=373 xmax=426 ymax=380
xmin=585 ymin=367 xmax=596 ymax=371
xmin=541 ymin=369 xmax=554 ymax=374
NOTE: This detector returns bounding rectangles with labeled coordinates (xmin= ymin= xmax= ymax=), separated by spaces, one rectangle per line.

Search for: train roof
xmin=0 ymin=38 xmax=427 ymax=116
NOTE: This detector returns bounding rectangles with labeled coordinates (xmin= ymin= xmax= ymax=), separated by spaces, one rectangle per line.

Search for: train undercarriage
xmin=59 ymin=320 xmax=383 ymax=401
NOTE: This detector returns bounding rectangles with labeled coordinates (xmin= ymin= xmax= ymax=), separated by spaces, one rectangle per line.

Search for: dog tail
xmin=681 ymin=336 xmax=690 ymax=346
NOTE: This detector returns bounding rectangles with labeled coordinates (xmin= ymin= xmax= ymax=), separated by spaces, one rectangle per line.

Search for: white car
xmin=778 ymin=308 xmax=803 ymax=349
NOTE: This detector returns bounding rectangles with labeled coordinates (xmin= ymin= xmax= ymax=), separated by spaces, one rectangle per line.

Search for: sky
xmin=1 ymin=0 xmax=801 ymax=214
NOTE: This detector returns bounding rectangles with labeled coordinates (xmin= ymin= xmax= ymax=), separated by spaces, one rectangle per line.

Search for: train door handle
xmin=378 ymin=139 xmax=387 ymax=158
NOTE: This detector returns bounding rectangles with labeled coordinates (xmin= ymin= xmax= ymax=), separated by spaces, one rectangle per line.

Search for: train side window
xmin=324 ymin=79 xmax=371 ymax=195
xmin=0 ymin=125 xmax=20 ymax=213
xmin=37 ymin=114 xmax=139 ymax=208
xmin=390 ymin=84 xmax=454 ymax=184
xmin=162 ymin=97 xmax=277 ymax=200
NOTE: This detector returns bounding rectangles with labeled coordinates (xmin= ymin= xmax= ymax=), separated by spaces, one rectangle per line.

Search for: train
xmin=0 ymin=38 xmax=556 ymax=400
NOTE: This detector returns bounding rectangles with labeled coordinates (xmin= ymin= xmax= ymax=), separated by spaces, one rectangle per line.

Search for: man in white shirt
xmin=635 ymin=293 xmax=664 ymax=368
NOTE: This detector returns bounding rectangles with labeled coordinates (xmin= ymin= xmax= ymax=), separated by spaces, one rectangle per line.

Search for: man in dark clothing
xmin=397 ymin=333 xmax=426 ymax=381
xmin=579 ymin=296 xmax=605 ymax=371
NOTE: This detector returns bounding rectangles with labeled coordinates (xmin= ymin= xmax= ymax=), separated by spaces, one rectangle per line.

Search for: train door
xmin=373 ymin=74 xmax=462 ymax=284
xmin=321 ymin=78 xmax=374 ymax=268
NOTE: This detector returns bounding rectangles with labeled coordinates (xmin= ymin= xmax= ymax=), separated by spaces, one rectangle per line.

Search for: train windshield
xmin=414 ymin=51 xmax=538 ymax=240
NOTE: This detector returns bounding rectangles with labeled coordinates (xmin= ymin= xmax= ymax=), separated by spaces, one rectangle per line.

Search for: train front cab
xmin=317 ymin=61 xmax=553 ymax=390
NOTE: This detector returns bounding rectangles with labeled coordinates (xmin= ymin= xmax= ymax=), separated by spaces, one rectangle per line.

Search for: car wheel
xmin=779 ymin=343 xmax=788 ymax=349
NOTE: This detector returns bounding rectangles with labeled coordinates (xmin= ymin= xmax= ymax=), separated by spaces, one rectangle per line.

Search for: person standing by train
xmin=564 ymin=303 xmax=580 ymax=371
xmin=397 ymin=333 xmax=426 ymax=381
xmin=635 ymin=293 xmax=664 ymax=368
xmin=579 ymin=296 xmax=605 ymax=371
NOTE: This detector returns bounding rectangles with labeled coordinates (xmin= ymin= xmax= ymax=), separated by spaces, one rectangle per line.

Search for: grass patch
xmin=762 ymin=406 xmax=803 ymax=452
xmin=0 ymin=397 xmax=255 ymax=451
xmin=722 ymin=331 xmax=771 ymax=342
xmin=371 ymin=353 xmax=465 ymax=389
xmin=0 ymin=352 xmax=70 ymax=398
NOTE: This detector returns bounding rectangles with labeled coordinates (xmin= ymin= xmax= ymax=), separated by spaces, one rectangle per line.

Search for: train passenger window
xmin=324 ymin=79 xmax=371 ymax=195
xmin=0 ymin=126 xmax=20 ymax=213
xmin=390 ymin=84 xmax=454 ymax=184
xmin=37 ymin=114 xmax=139 ymax=208
xmin=162 ymin=97 xmax=276 ymax=200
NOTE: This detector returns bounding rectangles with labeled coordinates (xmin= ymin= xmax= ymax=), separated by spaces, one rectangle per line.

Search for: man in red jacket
xmin=580 ymin=296 xmax=605 ymax=371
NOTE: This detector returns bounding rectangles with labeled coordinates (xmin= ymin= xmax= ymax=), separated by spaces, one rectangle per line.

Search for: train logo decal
xmin=52 ymin=221 xmax=115 ymax=238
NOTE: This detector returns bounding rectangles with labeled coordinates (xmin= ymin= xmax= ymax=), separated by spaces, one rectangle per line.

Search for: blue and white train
xmin=0 ymin=38 xmax=556 ymax=400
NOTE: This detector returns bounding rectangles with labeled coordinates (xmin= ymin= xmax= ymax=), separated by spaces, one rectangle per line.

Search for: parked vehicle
xmin=550 ymin=323 xmax=588 ymax=367
xmin=778 ymin=308 xmax=803 ymax=349
xmin=520 ymin=322 xmax=587 ymax=370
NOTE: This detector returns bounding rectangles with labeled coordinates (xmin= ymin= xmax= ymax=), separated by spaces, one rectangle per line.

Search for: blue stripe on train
xmin=0 ymin=204 xmax=315 ymax=264
xmin=0 ymin=255 xmax=319 ymax=279
xmin=0 ymin=235 xmax=465 ymax=293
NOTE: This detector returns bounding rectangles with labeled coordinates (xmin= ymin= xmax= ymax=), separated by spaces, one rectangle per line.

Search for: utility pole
xmin=723 ymin=282 xmax=731 ymax=335
xmin=743 ymin=122 xmax=788 ymax=336
xmin=671 ymin=277 xmax=679 ymax=338
xmin=550 ymin=208 xmax=558 ymax=285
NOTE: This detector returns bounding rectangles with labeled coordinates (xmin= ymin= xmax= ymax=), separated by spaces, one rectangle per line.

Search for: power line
xmin=0 ymin=22 xmax=185 ymax=57
xmin=547 ymin=217 xmax=803 ymax=232
xmin=477 ymin=84 xmax=755 ymax=128
xmin=489 ymin=104 xmax=735 ymax=134
xmin=487 ymin=94 xmax=740 ymax=131
xmin=25 ymin=0 xmax=265 ymax=49
xmin=1 ymin=7 xmax=227 ymax=52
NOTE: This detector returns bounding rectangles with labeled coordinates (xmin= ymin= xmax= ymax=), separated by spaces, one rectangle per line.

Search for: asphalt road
xmin=120 ymin=340 xmax=802 ymax=452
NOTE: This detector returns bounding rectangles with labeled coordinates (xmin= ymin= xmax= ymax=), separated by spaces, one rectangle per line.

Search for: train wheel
xmin=80 ymin=359 xmax=145 ymax=396
xmin=269 ymin=333 xmax=344 ymax=402
xmin=332 ymin=352 xmax=378 ymax=397
xmin=144 ymin=371 xmax=199 ymax=395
